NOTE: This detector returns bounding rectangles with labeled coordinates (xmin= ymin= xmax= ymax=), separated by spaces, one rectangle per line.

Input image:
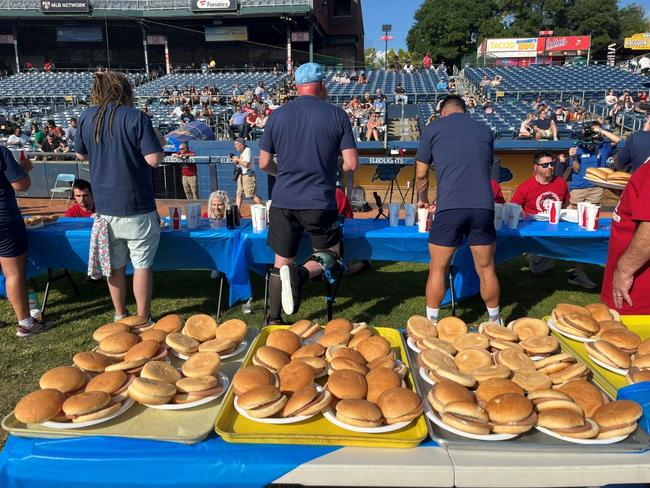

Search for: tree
xmin=364 ymin=48 xmax=381 ymax=69
xmin=618 ymin=4 xmax=649 ymax=38
xmin=566 ymin=0 xmax=620 ymax=52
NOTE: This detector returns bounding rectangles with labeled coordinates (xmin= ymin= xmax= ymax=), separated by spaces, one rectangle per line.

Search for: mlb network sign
xmin=40 ymin=1 xmax=89 ymax=13
xmin=191 ymin=0 xmax=238 ymax=11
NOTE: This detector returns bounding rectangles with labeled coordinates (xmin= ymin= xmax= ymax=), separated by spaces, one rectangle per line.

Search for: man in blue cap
xmin=259 ymin=62 xmax=359 ymax=324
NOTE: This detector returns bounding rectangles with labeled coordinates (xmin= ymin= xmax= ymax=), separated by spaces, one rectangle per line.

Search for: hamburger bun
xmin=140 ymin=361 xmax=182 ymax=384
xmin=62 ymin=391 xmax=118 ymax=423
xmin=97 ymin=332 xmax=139 ymax=358
xmin=453 ymin=333 xmax=489 ymax=351
xmin=128 ymin=377 xmax=176 ymax=405
xmin=348 ymin=329 xmax=374 ymax=348
xmin=553 ymin=303 xmax=591 ymax=320
xmin=282 ymin=384 xmax=332 ymax=417
xmin=182 ymin=351 xmax=221 ymax=378
xmin=232 ymin=365 xmax=275 ymax=397
xmin=454 ymin=348 xmax=493 ymax=373
xmin=93 ymin=322 xmax=129 ymax=342
xmin=495 ymin=348 xmax=535 ymax=371
xmin=593 ymin=400 xmax=642 ymax=439
xmin=73 ymin=351 xmax=115 ymax=373
xmin=278 ymin=360 xmax=315 ymax=394
xmin=607 ymin=171 xmax=631 ymax=184
xmin=117 ymin=315 xmax=149 ymax=328
xmin=291 ymin=343 xmax=325 ymax=360
xmin=153 ymin=314 xmax=183 ymax=333
xmin=597 ymin=328 xmax=641 ymax=354
xmin=198 ymin=337 xmax=237 ymax=355
xmin=489 ymin=339 xmax=524 ymax=352
xmin=124 ymin=340 xmax=166 ymax=362
xmin=471 ymin=364 xmax=512 ymax=382
xmin=441 ymin=401 xmax=490 ymax=435
xmin=519 ymin=336 xmax=559 ymax=356
xmin=418 ymin=349 xmax=457 ymax=372
xmin=287 ymin=319 xmax=321 ymax=339
xmin=482 ymin=323 xmax=518 ymax=342
xmin=476 ymin=378 xmax=524 ymax=405
xmin=555 ymin=314 xmax=600 ymax=338
xmin=527 ymin=389 xmax=575 ymax=410
xmin=512 ymin=318 xmax=549 ymax=340
xmin=537 ymin=408 xmax=599 ymax=439
xmin=637 ymin=338 xmax=650 ymax=357
xmin=511 ymin=368 xmax=552 ymax=392
xmin=355 ymin=336 xmax=392 ymax=362
xmin=326 ymin=369 xmax=368 ymax=400
xmin=631 ymin=354 xmax=650 ymax=369
xmin=534 ymin=353 xmax=576 ymax=375
xmin=324 ymin=318 xmax=353 ymax=335
xmin=104 ymin=358 xmax=148 ymax=373
xmin=293 ymin=356 xmax=327 ymax=375
xmin=585 ymin=340 xmax=631 ymax=370
xmin=15 ymin=389 xmax=66 ymax=424
xmin=318 ymin=330 xmax=351 ymax=348
xmin=436 ymin=317 xmax=468 ymax=342
xmin=215 ymin=319 xmax=248 ymax=343
xmin=39 ymin=366 xmax=86 ymax=394
xmin=485 ymin=393 xmax=536 ymax=434
xmin=585 ymin=303 xmax=614 ymax=322
xmin=406 ymin=315 xmax=437 ymax=341
xmin=165 ymin=332 xmax=199 ymax=355
xmin=329 ymin=357 xmax=369 ymax=376
xmin=138 ymin=329 xmax=169 ymax=343
xmin=266 ymin=329 xmax=301 ymax=356
xmin=335 ymin=399 xmax=383 ymax=427
xmin=556 ymin=379 xmax=604 ymax=417
xmin=420 ymin=337 xmax=457 ymax=356
xmin=427 ymin=380 xmax=475 ymax=413
xmin=627 ymin=367 xmax=650 ymax=384
xmin=585 ymin=167 xmax=609 ymax=182
xmin=85 ymin=371 xmax=134 ymax=402
xmin=237 ymin=385 xmax=287 ymax=418
xmin=252 ymin=346 xmax=290 ymax=374
xmin=366 ymin=367 xmax=402 ymax=403
xmin=549 ymin=362 xmax=589 ymax=385
xmin=430 ymin=366 xmax=477 ymax=388
xmin=175 ymin=375 xmax=219 ymax=393
xmin=376 ymin=387 xmax=423 ymax=424
xmin=183 ymin=314 xmax=217 ymax=342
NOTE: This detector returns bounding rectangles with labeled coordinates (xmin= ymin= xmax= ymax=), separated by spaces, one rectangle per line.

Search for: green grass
xmin=0 ymin=258 xmax=604 ymax=446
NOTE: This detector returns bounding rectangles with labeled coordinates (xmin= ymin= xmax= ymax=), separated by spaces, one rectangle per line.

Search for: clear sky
xmin=362 ymin=0 xmax=650 ymax=52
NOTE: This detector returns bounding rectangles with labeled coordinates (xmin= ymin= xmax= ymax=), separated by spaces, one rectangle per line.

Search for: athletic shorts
xmin=0 ymin=215 xmax=28 ymax=258
xmin=429 ymin=209 xmax=496 ymax=247
xmin=268 ymin=207 xmax=341 ymax=258
xmin=237 ymin=173 xmax=257 ymax=198
xmin=102 ymin=210 xmax=161 ymax=269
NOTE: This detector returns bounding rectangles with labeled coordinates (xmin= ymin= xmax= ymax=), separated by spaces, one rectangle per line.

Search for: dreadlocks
xmin=89 ymin=71 xmax=134 ymax=144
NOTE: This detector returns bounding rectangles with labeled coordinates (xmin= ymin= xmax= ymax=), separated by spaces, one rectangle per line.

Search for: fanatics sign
xmin=40 ymin=1 xmax=89 ymax=13
xmin=191 ymin=0 xmax=237 ymax=11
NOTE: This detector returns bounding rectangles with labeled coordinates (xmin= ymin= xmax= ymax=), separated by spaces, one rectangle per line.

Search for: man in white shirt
xmin=404 ymin=62 xmax=414 ymax=73
xmin=232 ymin=137 xmax=262 ymax=207
xmin=640 ymin=55 xmax=650 ymax=76
xmin=6 ymin=127 xmax=28 ymax=146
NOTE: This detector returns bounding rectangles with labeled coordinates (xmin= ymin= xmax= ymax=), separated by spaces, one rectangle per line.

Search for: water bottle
xmin=28 ymin=286 xmax=41 ymax=319
xmin=226 ymin=205 xmax=235 ymax=230
xmin=242 ymin=298 xmax=253 ymax=314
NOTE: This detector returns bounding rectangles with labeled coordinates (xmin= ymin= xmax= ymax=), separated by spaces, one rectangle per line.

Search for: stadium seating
xmin=135 ymin=72 xmax=288 ymax=98
xmin=465 ymin=65 xmax=648 ymax=101
xmin=325 ymin=70 xmax=448 ymax=101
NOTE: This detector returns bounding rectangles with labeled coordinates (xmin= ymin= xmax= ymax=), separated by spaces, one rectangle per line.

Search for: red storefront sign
xmin=540 ymin=36 xmax=591 ymax=52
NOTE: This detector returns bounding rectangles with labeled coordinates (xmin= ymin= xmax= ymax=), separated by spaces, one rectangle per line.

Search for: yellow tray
xmin=551 ymin=315 xmax=650 ymax=398
xmin=214 ymin=326 xmax=428 ymax=448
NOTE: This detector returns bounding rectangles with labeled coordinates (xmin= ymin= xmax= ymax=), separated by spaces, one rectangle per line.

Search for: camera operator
xmin=565 ymin=120 xmax=619 ymax=289
xmin=229 ymin=137 xmax=262 ymax=208
xmin=174 ymin=143 xmax=198 ymax=200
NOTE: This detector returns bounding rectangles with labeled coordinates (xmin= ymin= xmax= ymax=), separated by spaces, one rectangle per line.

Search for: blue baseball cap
xmin=295 ymin=63 xmax=324 ymax=85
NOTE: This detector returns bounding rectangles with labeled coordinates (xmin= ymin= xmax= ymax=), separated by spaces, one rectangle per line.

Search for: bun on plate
xmin=282 ymin=384 xmax=331 ymax=417
xmin=266 ymin=329 xmax=301 ymax=356
xmin=183 ymin=314 xmax=217 ymax=342
xmin=585 ymin=340 xmax=631 ymax=370
xmin=73 ymin=351 xmax=115 ymax=373
xmin=441 ymin=401 xmax=490 ymax=435
xmin=237 ymin=385 xmax=287 ymax=418
xmin=335 ymin=399 xmax=383 ymax=427
xmin=62 ymin=391 xmax=121 ymax=423
xmin=436 ymin=317 xmax=468 ymax=342
xmin=376 ymin=387 xmax=423 ymax=424
xmin=326 ymin=369 xmax=368 ymax=400
xmin=215 ymin=319 xmax=248 ymax=343
xmin=152 ymin=314 xmax=183 ymax=333
xmin=593 ymin=400 xmax=642 ymax=439
xmin=485 ymin=393 xmax=537 ymax=434
xmin=39 ymin=366 xmax=86 ymax=394
xmin=15 ymin=389 xmax=66 ymax=424
xmin=231 ymin=365 xmax=275 ymax=397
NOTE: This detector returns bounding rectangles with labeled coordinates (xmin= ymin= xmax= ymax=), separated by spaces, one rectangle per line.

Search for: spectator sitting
xmin=47 ymin=120 xmax=64 ymax=138
xmin=180 ymin=106 xmax=195 ymax=124
xmin=200 ymin=60 xmax=209 ymax=74
xmin=252 ymin=108 xmax=270 ymax=140
xmin=605 ymin=89 xmax=618 ymax=106
xmin=357 ymin=72 xmax=368 ymax=84
xmin=6 ymin=127 xmax=28 ymax=146
xmin=552 ymin=106 xmax=568 ymax=124
xmin=532 ymin=110 xmax=558 ymax=141
xmin=203 ymin=190 xmax=230 ymax=220
xmin=65 ymin=117 xmax=77 ymax=150
xmin=245 ymin=109 xmax=259 ymax=139
xmin=483 ymin=100 xmax=495 ymax=115
xmin=640 ymin=55 xmax=650 ymax=76
xmin=231 ymin=83 xmax=242 ymax=104
xmin=638 ymin=91 xmax=648 ymax=102
xmin=519 ymin=113 xmax=534 ymax=138
xmin=404 ymin=62 xmax=414 ymax=73
xmin=531 ymin=96 xmax=544 ymax=110
xmin=479 ymin=75 xmax=491 ymax=90
xmin=54 ymin=139 xmax=70 ymax=154
xmin=448 ymin=79 xmax=456 ymax=92
xmin=65 ymin=179 xmax=95 ymax=217
xmin=436 ymin=78 xmax=448 ymax=91
xmin=366 ymin=112 xmax=381 ymax=141
xmin=209 ymin=57 xmax=216 ymax=71
xmin=229 ymin=105 xmax=249 ymax=139
xmin=466 ymin=96 xmax=477 ymax=113
xmin=490 ymin=75 xmax=502 ymax=87
xmin=394 ymin=83 xmax=408 ymax=104
xmin=350 ymin=96 xmax=360 ymax=109
xmin=40 ymin=133 xmax=62 ymax=154
xmin=619 ymin=90 xmax=634 ymax=103
xmin=255 ymin=81 xmax=267 ymax=99
xmin=31 ymin=123 xmax=45 ymax=148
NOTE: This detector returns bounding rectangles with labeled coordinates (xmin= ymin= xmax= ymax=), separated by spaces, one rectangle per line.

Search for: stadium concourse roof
xmin=0 ymin=0 xmax=313 ymax=18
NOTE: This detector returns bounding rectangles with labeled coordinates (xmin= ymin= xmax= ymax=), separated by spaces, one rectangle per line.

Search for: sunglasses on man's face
xmin=536 ymin=162 xmax=555 ymax=168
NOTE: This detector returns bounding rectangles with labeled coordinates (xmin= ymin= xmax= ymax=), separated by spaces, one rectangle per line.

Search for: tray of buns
xmin=214 ymin=322 xmax=428 ymax=448
xmin=2 ymin=314 xmax=258 ymax=445
xmin=584 ymin=168 xmax=630 ymax=190
xmin=404 ymin=315 xmax=650 ymax=452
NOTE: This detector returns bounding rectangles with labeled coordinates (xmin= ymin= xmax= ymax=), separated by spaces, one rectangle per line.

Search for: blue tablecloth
xmin=241 ymin=218 xmax=611 ymax=305
xmin=1 ymin=218 xmax=252 ymax=306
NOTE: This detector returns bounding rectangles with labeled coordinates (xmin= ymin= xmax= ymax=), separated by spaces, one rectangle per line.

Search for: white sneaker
xmin=568 ymin=271 xmax=597 ymax=289
xmin=16 ymin=319 xmax=52 ymax=337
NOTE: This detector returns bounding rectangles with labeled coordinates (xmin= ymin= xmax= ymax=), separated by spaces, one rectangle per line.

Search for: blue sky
xmin=362 ymin=0 xmax=650 ymax=52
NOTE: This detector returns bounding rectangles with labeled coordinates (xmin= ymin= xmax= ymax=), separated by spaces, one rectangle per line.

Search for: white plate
xmin=234 ymin=385 xmax=324 ymax=424
xmin=322 ymin=407 xmax=412 ymax=434
xmin=586 ymin=354 xmax=628 ymax=376
xmin=426 ymin=405 xmax=518 ymax=441
xmin=406 ymin=336 xmax=422 ymax=354
xmin=584 ymin=176 xmax=627 ymax=191
xmin=303 ymin=330 xmax=324 ymax=345
xmin=170 ymin=340 xmax=248 ymax=361
xmin=532 ymin=213 xmax=550 ymax=221
xmin=419 ymin=366 xmax=436 ymax=386
xmin=41 ymin=398 xmax=135 ymax=429
xmin=535 ymin=425 xmax=628 ymax=444
xmin=146 ymin=371 xmax=229 ymax=410
xmin=547 ymin=319 xmax=595 ymax=343
xmin=561 ymin=209 xmax=578 ymax=223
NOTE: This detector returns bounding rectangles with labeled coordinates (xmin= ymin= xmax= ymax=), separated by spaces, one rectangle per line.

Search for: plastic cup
xmin=494 ymin=203 xmax=504 ymax=230
xmin=388 ymin=203 xmax=400 ymax=227
xmin=548 ymin=200 xmax=562 ymax=225
xmin=585 ymin=205 xmax=600 ymax=231
xmin=251 ymin=204 xmax=267 ymax=232
xmin=504 ymin=203 xmax=521 ymax=230
xmin=404 ymin=204 xmax=416 ymax=226
xmin=576 ymin=202 xmax=588 ymax=228
xmin=417 ymin=207 xmax=429 ymax=233
xmin=185 ymin=204 xmax=199 ymax=229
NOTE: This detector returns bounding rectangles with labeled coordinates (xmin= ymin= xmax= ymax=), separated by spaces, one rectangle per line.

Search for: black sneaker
xmin=280 ymin=264 xmax=302 ymax=315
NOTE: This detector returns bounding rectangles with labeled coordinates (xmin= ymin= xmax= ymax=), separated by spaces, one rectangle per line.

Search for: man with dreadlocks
xmin=76 ymin=71 xmax=164 ymax=322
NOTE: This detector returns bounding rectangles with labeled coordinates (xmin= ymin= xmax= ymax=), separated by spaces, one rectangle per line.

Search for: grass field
xmin=0 ymin=257 xmax=604 ymax=446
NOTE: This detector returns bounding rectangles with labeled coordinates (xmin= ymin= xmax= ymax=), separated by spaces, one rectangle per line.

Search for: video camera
xmin=572 ymin=121 xmax=602 ymax=148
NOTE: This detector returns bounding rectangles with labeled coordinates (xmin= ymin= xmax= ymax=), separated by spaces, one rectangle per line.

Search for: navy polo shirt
xmin=616 ymin=131 xmax=650 ymax=173
xmin=258 ymin=95 xmax=356 ymax=210
xmin=76 ymin=103 xmax=162 ymax=217
xmin=415 ymin=112 xmax=494 ymax=212
xmin=0 ymin=147 xmax=27 ymax=219
xmin=570 ymin=141 xmax=612 ymax=190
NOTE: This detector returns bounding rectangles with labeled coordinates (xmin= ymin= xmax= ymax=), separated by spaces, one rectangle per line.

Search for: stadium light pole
xmin=381 ymin=24 xmax=392 ymax=70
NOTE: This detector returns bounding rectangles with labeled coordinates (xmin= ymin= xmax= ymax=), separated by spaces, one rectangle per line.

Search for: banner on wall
xmin=479 ymin=38 xmax=540 ymax=58
xmin=624 ymin=33 xmax=650 ymax=50
xmin=539 ymin=36 xmax=591 ymax=53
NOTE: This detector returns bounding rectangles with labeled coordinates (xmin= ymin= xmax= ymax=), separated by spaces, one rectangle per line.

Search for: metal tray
xmin=215 ymin=326 xmax=429 ymax=448
xmin=404 ymin=331 xmax=650 ymax=453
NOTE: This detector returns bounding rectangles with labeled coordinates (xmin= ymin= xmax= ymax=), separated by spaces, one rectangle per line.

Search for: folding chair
xmin=49 ymin=173 xmax=75 ymax=207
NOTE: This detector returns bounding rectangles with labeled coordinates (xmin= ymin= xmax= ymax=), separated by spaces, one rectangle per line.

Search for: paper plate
xmin=561 ymin=209 xmax=578 ymax=223
xmin=406 ymin=336 xmax=422 ymax=354
xmin=586 ymin=354 xmax=628 ymax=376
xmin=532 ymin=213 xmax=549 ymax=221
xmin=233 ymin=385 xmax=324 ymax=424
xmin=419 ymin=366 xmax=436 ymax=386
xmin=584 ymin=177 xmax=626 ymax=191
xmin=322 ymin=407 xmax=412 ymax=434
xmin=426 ymin=405 xmax=518 ymax=441
xmin=303 ymin=330 xmax=324 ymax=345
xmin=170 ymin=340 xmax=248 ymax=361
xmin=41 ymin=398 xmax=135 ymax=429
xmin=146 ymin=372 xmax=230 ymax=410
xmin=547 ymin=319 xmax=595 ymax=343
xmin=535 ymin=425 xmax=628 ymax=444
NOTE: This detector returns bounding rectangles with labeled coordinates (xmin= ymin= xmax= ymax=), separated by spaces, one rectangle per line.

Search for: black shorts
xmin=0 ymin=215 xmax=28 ymax=258
xmin=429 ymin=209 xmax=496 ymax=247
xmin=268 ymin=207 xmax=341 ymax=258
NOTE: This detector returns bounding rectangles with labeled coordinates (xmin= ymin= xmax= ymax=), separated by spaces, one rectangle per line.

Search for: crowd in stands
xmin=2 ymin=115 xmax=77 ymax=156
xmin=337 ymin=89 xmax=389 ymax=141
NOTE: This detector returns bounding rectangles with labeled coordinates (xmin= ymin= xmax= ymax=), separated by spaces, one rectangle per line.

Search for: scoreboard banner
xmin=40 ymin=1 xmax=90 ymax=13
xmin=191 ymin=0 xmax=238 ymax=12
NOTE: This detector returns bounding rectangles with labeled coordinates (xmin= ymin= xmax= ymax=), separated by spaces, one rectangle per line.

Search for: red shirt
xmin=490 ymin=180 xmax=505 ymax=204
xmin=176 ymin=150 xmax=197 ymax=177
xmin=64 ymin=204 xmax=94 ymax=217
xmin=336 ymin=188 xmax=353 ymax=219
xmin=510 ymin=176 xmax=568 ymax=215
xmin=601 ymin=160 xmax=650 ymax=314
